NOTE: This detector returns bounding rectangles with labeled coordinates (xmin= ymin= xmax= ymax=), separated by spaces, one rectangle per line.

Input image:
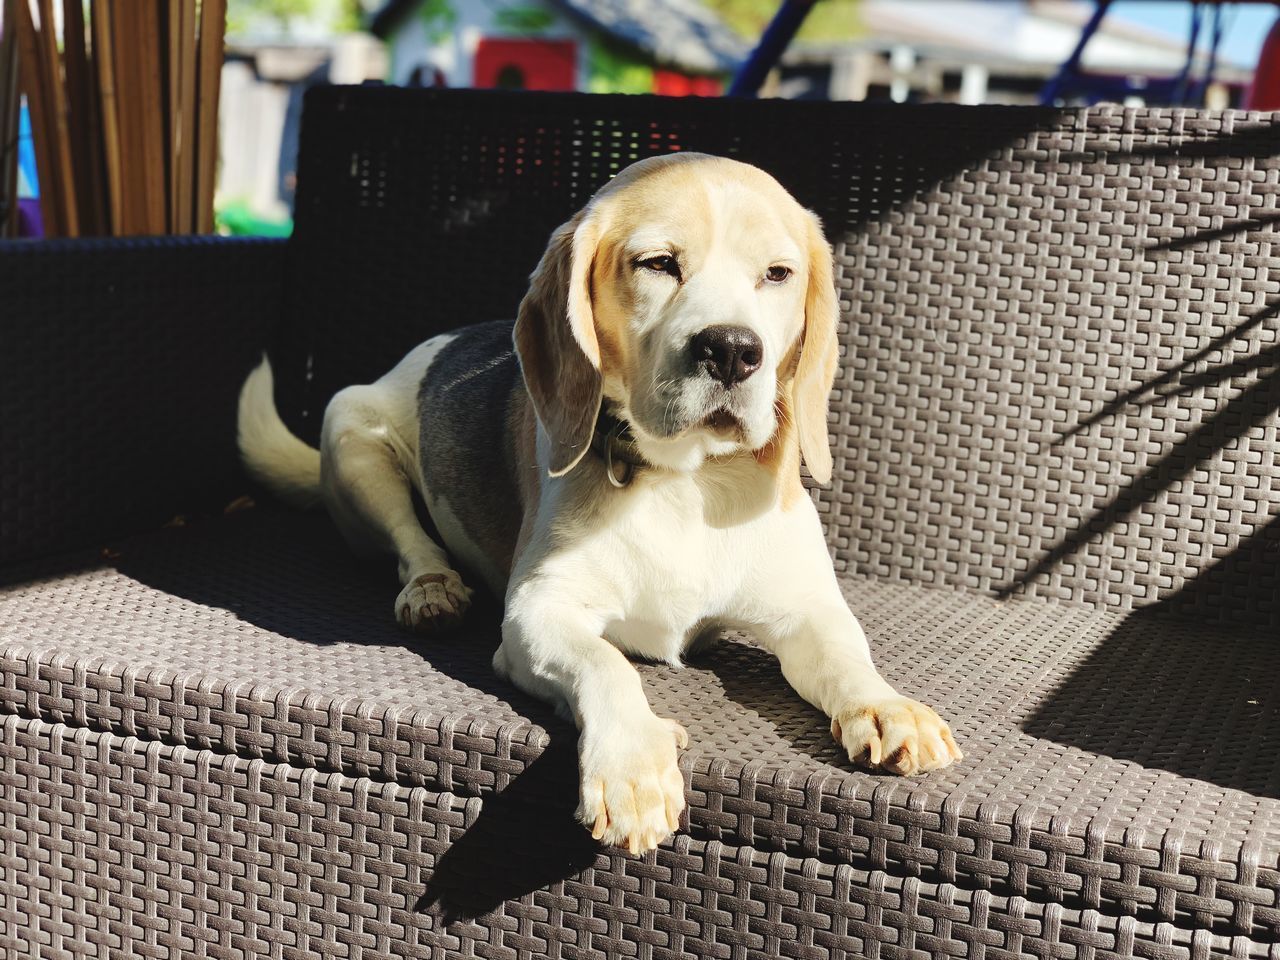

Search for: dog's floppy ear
xmin=514 ymin=211 xmax=603 ymax=477
xmin=792 ymin=212 xmax=840 ymax=485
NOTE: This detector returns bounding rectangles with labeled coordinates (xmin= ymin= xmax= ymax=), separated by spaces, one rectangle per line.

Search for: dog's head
xmin=514 ymin=153 xmax=838 ymax=483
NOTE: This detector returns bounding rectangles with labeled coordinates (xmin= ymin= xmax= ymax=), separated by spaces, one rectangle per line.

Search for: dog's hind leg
xmin=320 ymin=341 xmax=473 ymax=632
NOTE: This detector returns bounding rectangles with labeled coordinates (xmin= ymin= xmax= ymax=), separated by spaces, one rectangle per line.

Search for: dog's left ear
xmin=514 ymin=211 xmax=604 ymax=476
xmin=792 ymin=212 xmax=839 ymax=485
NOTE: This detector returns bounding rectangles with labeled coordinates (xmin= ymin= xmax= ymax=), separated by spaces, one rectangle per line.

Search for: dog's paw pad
xmin=832 ymin=697 xmax=961 ymax=776
xmin=396 ymin=571 xmax=473 ymax=633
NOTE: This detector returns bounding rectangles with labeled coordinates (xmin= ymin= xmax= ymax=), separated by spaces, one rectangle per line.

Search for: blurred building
xmin=215 ymin=0 xmax=1262 ymax=232
xmin=778 ymin=0 xmax=1253 ymax=105
xmin=218 ymin=35 xmax=386 ymax=229
xmin=369 ymin=0 xmax=744 ymax=94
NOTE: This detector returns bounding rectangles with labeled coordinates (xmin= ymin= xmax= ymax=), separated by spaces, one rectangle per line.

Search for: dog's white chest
xmin=602 ymin=563 xmax=711 ymax=664
xmin=582 ymin=478 xmax=773 ymax=664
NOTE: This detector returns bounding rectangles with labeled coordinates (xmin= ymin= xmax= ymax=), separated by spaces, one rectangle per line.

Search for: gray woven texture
xmin=2 ymin=99 xmax=1279 ymax=958
xmin=6 ymin=713 xmax=1275 ymax=960
xmin=819 ymin=108 xmax=1280 ymax=628
xmin=2 ymin=508 xmax=1277 ymax=958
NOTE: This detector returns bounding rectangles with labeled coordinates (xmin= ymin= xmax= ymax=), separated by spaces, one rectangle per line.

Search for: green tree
xmin=227 ymin=0 xmax=315 ymax=34
xmin=227 ymin=0 xmax=370 ymax=36
xmin=702 ymin=0 xmax=862 ymax=42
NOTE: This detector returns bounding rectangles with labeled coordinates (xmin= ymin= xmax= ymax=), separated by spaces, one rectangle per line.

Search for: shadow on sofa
xmin=1007 ymin=270 xmax=1279 ymax=793
xmin=413 ymin=740 xmax=596 ymax=923
xmin=1003 ymin=299 xmax=1279 ymax=617
xmin=1022 ymin=601 xmax=1280 ymax=799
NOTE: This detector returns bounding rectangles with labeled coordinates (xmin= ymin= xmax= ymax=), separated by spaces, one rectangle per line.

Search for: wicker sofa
xmin=2 ymin=89 xmax=1277 ymax=960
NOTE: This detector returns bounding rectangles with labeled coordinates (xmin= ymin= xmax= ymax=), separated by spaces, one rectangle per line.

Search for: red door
xmin=654 ymin=70 xmax=722 ymax=97
xmin=474 ymin=39 xmax=577 ymax=91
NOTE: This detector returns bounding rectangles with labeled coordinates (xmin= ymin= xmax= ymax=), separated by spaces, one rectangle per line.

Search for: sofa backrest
xmin=0 ymin=237 xmax=284 ymax=568
xmin=276 ymin=87 xmax=1280 ymax=628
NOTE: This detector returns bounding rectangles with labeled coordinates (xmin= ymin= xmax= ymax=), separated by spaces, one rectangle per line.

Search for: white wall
xmin=218 ymin=60 xmax=291 ymax=221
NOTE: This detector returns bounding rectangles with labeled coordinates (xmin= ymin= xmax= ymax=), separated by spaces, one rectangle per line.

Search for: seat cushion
xmin=1 ymin=507 xmax=1276 ymax=940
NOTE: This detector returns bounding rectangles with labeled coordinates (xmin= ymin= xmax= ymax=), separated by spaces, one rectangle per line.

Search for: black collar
xmin=589 ymin=405 xmax=649 ymax=487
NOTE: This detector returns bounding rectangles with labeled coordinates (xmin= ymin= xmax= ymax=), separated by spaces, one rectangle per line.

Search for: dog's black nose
xmin=690 ymin=325 xmax=763 ymax=387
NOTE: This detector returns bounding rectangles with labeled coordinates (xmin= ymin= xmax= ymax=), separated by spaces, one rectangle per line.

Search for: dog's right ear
xmin=514 ymin=212 xmax=603 ymax=477
xmin=792 ymin=211 xmax=839 ymax=485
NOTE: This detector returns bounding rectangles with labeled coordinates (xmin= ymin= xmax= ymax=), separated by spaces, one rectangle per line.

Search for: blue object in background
xmin=17 ymin=101 xmax=38 ymax=199
xmin=728 ymin=0 xmax=817 ymax=98
xmin=15 ymin=101 xmax=42 ymax=237
xmin=18 ymin=197 xmax=42 ymax=236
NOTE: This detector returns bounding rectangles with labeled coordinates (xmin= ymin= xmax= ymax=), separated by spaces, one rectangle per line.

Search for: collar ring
xmin=604 ymin=422 xmax=635 ymax=489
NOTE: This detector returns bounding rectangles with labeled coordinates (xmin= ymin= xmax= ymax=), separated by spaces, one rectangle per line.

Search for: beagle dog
xmin=238 ymin=153 xmax=961 ymax=855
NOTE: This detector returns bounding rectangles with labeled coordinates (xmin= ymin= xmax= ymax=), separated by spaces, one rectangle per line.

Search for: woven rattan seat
xmin=4 ymin=506 xmax=1279 ymax=945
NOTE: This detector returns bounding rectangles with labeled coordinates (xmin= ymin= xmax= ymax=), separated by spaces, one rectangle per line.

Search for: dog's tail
xmin=237 ymin=356 xmax=322 ymax=509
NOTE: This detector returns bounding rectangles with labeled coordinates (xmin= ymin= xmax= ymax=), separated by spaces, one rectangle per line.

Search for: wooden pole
xmin=91 ymin=0 xmax=122 ymax=234
xmin=176 ymin=0 xmax=196 ymax=232
xmin=165 ymin=0 xmax=179 ymax=231
xmin=62 ymin=0 xmax=99 ymax=233
xmin=195 ymin=0 xmax=224 ymax=233
xmin=0 ymin=0 xmax=20 ymax=236
xmin=36 ymin=0 xmax=78 ymax=235
xmin=137 ymin=0 xmax=165 ymax=234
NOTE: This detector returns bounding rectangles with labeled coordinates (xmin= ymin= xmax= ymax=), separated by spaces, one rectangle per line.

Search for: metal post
xmin=1039 ymin=0 xmax=1113 ymax=105
xmin=1189 ymin=1 xmax=1223 ymax=107
xmin=728 ymin=0 xmax=818 ymax=98
xmin=1171 ymin=1 xmax=1204 ymax=105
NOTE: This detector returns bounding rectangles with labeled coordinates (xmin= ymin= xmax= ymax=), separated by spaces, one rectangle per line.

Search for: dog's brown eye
xmin=638 ymin=255 xmax=680 ymax=279
xmin=765 ymin=265 xmax=792 ymax=283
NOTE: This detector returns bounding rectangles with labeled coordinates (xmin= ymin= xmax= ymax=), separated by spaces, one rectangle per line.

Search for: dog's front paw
xmin=396 ymin=570 xmax=473 ymax=632
xmin=577 ymin=716 xmax=688 ymax=855
xmin=832 ymin=696 xmax=962 ymax=775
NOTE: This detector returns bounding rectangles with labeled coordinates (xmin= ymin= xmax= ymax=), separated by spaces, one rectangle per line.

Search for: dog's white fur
xmin=239 ymin=153 xmax=960 ymax=856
